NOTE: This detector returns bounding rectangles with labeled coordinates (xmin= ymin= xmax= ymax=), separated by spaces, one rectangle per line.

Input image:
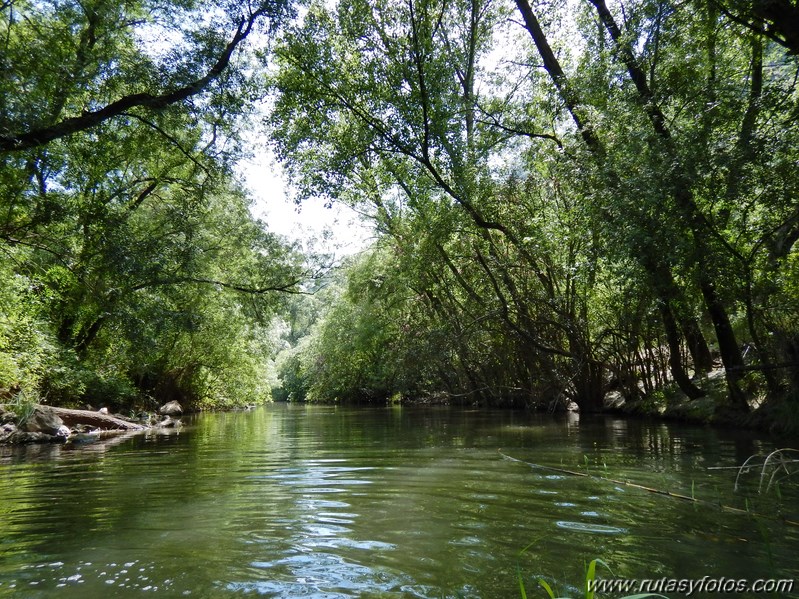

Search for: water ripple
xmin=555 ymin=521 xmax=627 ymax=535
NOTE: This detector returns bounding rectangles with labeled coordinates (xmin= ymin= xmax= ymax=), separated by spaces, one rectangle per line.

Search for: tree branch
xmin=514 ymin=0 xmax=602 ymax=151
xmin=121 ymin=112 xmax=210 ymax=174
xmin=475 ymin=112 xmax=563 ymax=149
xmin=0 ymin=7 xmax=268 ymax=153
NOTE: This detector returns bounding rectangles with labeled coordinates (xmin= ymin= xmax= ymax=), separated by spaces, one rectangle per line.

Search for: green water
xmin=0 ymin=405 xmax=797 ymax=598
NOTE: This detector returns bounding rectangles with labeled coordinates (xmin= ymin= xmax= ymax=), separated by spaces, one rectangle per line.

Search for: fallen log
xmin=46 ymin=406 xmax=144 ymax=431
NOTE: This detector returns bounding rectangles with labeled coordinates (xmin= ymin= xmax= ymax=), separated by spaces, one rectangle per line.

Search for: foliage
xmin=0 ymin=0 xmax=303 ymax=410
xmin=0 ymin=262 xmax=52 ymax=396
xmin=526 ymin=558 xmax=667 ymax=599
xmin=3 ymin=0 xmax=799 ymax=422
xmin=268 ymin=0 xmax=799 ymax=425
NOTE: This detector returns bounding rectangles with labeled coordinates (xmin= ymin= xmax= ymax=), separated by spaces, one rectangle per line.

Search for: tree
xmin=0 ymin=0 xmax=306 ymax=409
xmin=510 ymin=0 xmax=799 ymax=410
xmin=0 ymin=0 xmax=290 ymax=153
xmin=270 ymin=0 xmax=620 ymax=410
xmin=272 ymin=0 xmax=799 ymax=420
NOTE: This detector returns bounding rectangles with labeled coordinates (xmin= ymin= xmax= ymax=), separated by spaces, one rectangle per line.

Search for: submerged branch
xmin=498 ymin=450 xmax=799 ymax=527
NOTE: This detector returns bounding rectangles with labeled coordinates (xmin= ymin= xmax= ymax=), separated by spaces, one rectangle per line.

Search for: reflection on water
xmin=0 ymin=405 xmax=797 ymax=598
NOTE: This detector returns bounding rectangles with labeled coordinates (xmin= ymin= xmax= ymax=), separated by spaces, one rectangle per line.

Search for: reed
xmin=518 ymin=557 xmax=667 ymax=599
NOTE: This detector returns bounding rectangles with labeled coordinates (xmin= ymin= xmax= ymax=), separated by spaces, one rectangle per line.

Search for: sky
xmin=238 ymin=149 xmax=374 ymax=259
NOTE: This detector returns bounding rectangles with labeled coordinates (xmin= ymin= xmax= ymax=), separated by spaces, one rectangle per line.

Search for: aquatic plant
xmin=733 ymin=449 xmax=799 ymax=494
xmin=10 ymin=389 xmax=38 ymax=427
xmin=519 ymin=557 xmax=667 ymax=599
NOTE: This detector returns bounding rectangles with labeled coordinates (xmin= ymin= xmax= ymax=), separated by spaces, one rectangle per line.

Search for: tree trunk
xmin=660 ymin=305 xmax=705 ymax=399
xmin=699 ymin=278 xmax=749 ymax=410
xmin=47 ymin=406 xmax=145 ymax=430
xmin=573 ymin=358 xmax=605 ymax=413
xmin=680 ymin=316 xmax=714 ymax=373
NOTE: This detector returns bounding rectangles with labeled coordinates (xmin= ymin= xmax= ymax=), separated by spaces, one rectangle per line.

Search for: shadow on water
xmin=0 ymin=405 xmax=796 ymax=598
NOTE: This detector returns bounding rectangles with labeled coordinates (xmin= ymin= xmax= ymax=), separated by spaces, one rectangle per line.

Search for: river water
xmin=0 ymin=405 xmax=797 ymax=598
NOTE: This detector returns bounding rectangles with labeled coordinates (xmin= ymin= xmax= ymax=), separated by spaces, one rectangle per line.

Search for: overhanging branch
xmin=0 ymin=7 xmax=269 ymax=153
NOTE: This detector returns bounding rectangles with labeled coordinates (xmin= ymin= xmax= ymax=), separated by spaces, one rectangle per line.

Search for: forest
xmin=1 ymin=0 xmax=798 ymax=430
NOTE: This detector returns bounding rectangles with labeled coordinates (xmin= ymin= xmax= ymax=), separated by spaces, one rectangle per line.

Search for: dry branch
xmin=47 ymin=406 xmax=144 ymax=431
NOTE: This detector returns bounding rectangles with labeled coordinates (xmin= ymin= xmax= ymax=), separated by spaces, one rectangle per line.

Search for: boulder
xmin=21 ymin=407 xmax=66 ymax=435
xmin=157 ymin=416 xmax=181 ymax=428
xmin=158 ymin=400 xmax=183 ymax=416
xmin=8 ymin=430 xmax=61 ymax=444
xmin=0 ymin=406 xmax=16 ymax=425
xmin=604 ymin=391 xmax=625 ymax=409
xmin=0 ymin=422 xmax=16 ymax=443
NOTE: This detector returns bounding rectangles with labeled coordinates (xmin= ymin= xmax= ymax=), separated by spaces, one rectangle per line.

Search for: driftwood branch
xmin=498 ymin=450 xmax=799 ymax=527
xmin=47 ymin=406 xmax=144 ymax=430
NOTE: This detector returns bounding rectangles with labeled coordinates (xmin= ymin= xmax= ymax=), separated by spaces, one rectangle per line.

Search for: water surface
xmin=0 ymin=405 xmax=797 ymax=597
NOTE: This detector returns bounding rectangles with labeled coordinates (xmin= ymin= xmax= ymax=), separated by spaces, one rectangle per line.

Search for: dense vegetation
xmin=268 ymin=0 xmax=799 ymax=428
xmin=0 ymin=0 xmax=304 ymax=411
xmin=2 ymin=0 xmax=798 ymax=429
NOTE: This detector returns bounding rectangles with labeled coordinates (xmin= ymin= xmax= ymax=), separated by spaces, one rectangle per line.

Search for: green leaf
xmin=584 ymin=559 xmax=597 ymax=599
xmin=536 ymin=578 xmax=554 ymax=599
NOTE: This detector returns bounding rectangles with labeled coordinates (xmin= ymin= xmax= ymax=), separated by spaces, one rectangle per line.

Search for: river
xmin=0 ymin=405 xmax=797 ymax=598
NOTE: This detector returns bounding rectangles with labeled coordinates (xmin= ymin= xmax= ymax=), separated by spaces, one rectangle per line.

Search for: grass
xmin=733 ymin=448 xmax=799 ymax=494
xmin=517 ymin=550 xmax=668 ymax=599
xmin=10 ymin=389 xmax=38 ymax=427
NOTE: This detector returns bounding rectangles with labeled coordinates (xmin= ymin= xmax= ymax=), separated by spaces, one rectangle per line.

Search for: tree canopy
xmin=0 ymin=0 xmax=304 ymax=410
xmin=2 ymin=0 xmax=798 ymax=428
xmin=269 ymin=0 xmax=799 ymax=425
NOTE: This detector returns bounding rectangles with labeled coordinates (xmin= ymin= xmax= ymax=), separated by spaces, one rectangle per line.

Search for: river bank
xmin=0 ymin=401 xmax=184 ymax=445
xmin=394 ymin=367 xmax=797 ymax=437
xmin=607 ymin=368 xmax=798 ymax=437
xmin=3 ymin=363 xmax=796 ymax=446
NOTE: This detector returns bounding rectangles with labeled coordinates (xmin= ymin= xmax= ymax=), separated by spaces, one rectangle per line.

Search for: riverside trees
xmin=0 ymin=0 xmax=304 ymax=409
xmin=270 ymin=0 xmax=799 ymax=419
xmin=3 ymin=0 xmax=797 ymax=420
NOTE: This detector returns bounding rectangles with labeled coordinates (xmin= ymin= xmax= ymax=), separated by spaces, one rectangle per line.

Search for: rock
xmin=158 ymin=400 xmax=183 ymax=416
xmin=0 ymin=406 xmax=16 ymax=425
xmin=604 ymin=391 xmax=625 ymax=409
xmin=8 ymin=430 xmax=64 ymax=444
xmin=0 ymin=422 xmax=16 ymax=443
xmin=157 ymin=416 xmax=181 ymax=428
xmin=21 ymin=407 xmax=66 ymax=435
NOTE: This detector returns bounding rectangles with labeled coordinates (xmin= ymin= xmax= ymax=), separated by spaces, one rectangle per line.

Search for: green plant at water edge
xmin=521 ymin=557 xmax=668 ymax=599
xmin=734 ymin=449 xmax=799 ymax=494
xmin=10 ymin=389 xmax=38 ymax=427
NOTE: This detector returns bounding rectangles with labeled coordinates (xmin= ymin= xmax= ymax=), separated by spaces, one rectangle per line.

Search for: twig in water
xmin=498 ymin=450 xmax=799 ymax=527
